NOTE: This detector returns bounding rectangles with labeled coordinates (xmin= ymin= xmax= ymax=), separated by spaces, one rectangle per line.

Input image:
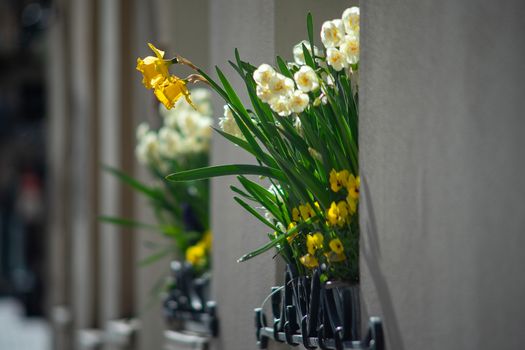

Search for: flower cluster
xmin=327 ymin=169 xmax=360 ymax=227
xmin=253 ymin=64 xmax=312 ymax=116
xmin=185 ymin=231 xmax=212 ymax=267
xmin=277 ymin=169 xmax=359 ymax=272
xmin=250 ymin=7 xmax=359 ymax=119
xmin=136 ymin=43 xmax=195 ymax=109
xmin=135 ymin=88 xmax=213 ymax=171
xmin=110 ymin=85 xmax=213 ymax=277
xmin=150 ymin=7 xmax=360 ymax=282
xmin=283 ymin=170 xmax=359 ymax=272
xmin=322 ymin=7 xmax=359 ymax=71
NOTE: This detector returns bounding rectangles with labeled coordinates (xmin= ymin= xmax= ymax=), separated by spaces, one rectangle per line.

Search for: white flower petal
xmin=253 ymin=64 xmax=276 ymax=88
xmin=294 ymin=65 xmax=319 ymax=93
xmin=342 ymin=7 xmax=360 ymax=35
xmin=321 ymin=19 xmax=345 ymax=48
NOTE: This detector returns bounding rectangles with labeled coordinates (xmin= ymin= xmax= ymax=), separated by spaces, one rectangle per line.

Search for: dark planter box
xmin=255 ymin=265 xmax=383 ymax=350
xmin=163 ymin=261 xmax=218 ymax=337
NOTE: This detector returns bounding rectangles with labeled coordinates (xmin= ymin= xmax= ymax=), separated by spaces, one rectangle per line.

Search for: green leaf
xmin=276 ymin=56 xmax=293 ymax=78
xmin=195 ymin=68 xmax=229 ymax=102
xmin=102 ymin=165 xmax=162 ymax=202
xmin=302 ymin=43 xmax=316 ymax=68
xmin=230 ymin=185 xmax=255 ymax=201
xmin=98 ymin=216 xmax=159 ymax=231
xmin=307 ymin=12 xmax=314 ymax=49
xmin=212 ymin=127 xmax=278 ymax=169
xmin=237 ymin=176 xmax=284 ymax=222
xmin=237 ymin=216 xmax=318 ymax=262
xmin=138 ymin=246 xmax=174 ymax=267
xmin=166 ymin=164 xmax=286 ymax=182
xmin=216 ymin=67 xmax=250 ymax=119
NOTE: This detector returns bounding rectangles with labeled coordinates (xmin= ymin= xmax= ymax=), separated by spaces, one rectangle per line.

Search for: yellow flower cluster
xmin=300 ymin=234 xmax=346 ymax=269
xmin=136 ymin=43 xmax=194 ymax=110
xmin=185 ymin=231 xmax=212 ymax=266
xmin=291 ymin=202 xmax=320 ymax=222
xmin=300 ymin=232 xmax=323 ymax=268
xmin=327 ymin=169 xmax=360 ymax=227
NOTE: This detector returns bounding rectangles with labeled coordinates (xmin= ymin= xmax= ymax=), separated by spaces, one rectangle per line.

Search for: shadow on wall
xmin=361 ymin=175 xmax=405 ymax=350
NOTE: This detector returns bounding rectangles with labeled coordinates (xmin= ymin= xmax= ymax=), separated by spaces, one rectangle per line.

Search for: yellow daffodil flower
xmin=300 ymin=254 xmax=319 ymax=268
xmin=327 ymin=200 xmax=350 ymax=227
xmin=330 ymin=169 xmax=354 ymax=193
xmin=329 ymin=238 xmax=344 ymax=254
xmin=347 ymin=174 xmax=360 ymax=200
xmin=330 ymin=169 xmax=359 ymax=195
xmin=136 ymin=43 xmax=171 ymax=89
xmin=338 ymin=170 xmax=350 ymax=187
xmin=186 ymin=244 xmax=206 ymax=265
xmin=299 ymin=203 xmax=315 ymax=221
xmin=306 ymin=232 xmax=324 ymax=254
xmin=346 ymin=195 xmax=357 ymax=214
xmin=154 ymin=75 xmax=195 ymax=110
xmin=329 ymin=169 xmax=342 ymax=192
xmin=327 ymin=202 xmax=338 ymax=226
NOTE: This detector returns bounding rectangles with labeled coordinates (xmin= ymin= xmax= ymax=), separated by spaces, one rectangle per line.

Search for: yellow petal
xmin=329 ymin=238 xmax=344 ymax=254
xmin=186 ymin=244 xmax=205 ymax=265
xmin=300 ymin=254 xmax=319 ymax=268
xmin=148 ymin=43 xmax=165 ymax=59
xmin=154 ymin=76 xmax=187 ymax=110
xmin=313 ymin=232 xmax=324 ymax=247
xmin=136 ymin=56 xmax=164 ymax=89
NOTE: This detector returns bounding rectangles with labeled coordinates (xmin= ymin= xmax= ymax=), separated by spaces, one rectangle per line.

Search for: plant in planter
xmin=100 ymin=81 xmax=216 ymax=334
xmin=136 ymin=6 xmax=382 ymax=349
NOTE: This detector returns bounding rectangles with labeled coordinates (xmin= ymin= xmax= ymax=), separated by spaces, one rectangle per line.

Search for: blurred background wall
xmin=0 ymin=0 xmax=50 ymax=349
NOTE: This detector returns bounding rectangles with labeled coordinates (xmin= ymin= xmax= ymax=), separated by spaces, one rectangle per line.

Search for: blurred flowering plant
xmin=141 ymin=8 xmax=360 ymax=282
xmin=101 ymin=89 xmax=212 ymax=274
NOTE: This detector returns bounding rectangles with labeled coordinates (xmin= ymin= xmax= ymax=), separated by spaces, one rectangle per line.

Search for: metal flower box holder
xmin=255 ymin=265 xmax=384 ymax=350
xmin=163 ymin=261 xmax=219 ymax=336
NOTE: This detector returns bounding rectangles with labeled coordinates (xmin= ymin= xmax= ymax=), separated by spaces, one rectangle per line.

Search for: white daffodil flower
xmin=320 ymin=19 xmax=345 ymax=48
xmin=294 ymin=65 xmax=319 ymax=93
xmin=289 ymin=90 xmax=310 ymax=114
xmin=136 ymin=122 xmax=150 ymax=140
xmin=158 ymin=126 xmax=180 ymax=157
xmin=270 ymin=95 xmax=292 ymax=117
xmin=256 ymin=85 xmax=276 ymax=103
xmin=268 ymin=184 xmax=284 ymax=203
xmin=293 ymin=40 xmax=320 ymax=65
xmin=253 ymin=64 xmax=276 ymax=88
xmin=342 ymin=7 xmax=360 ymax=35
xmin=136 ymin=131 xmax=160 ymax=165
xmin=219 ymin=105 xmax=244 ymax=139
xmin=268 ymin=74 xmax=295 ymax=97
xmin=340 ymin=34 xmax=359 ymax=65
xmin=326 ymin=47 xmax=348 ymax=71
xmin=190 ymin=88 xmax=211 ymax=105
